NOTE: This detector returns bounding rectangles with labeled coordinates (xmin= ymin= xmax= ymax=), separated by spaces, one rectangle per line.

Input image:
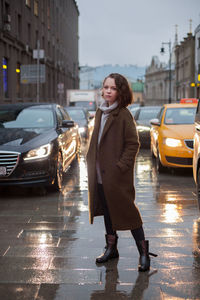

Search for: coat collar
xmin=96 ymin=106 xmax=121 ymax=147
xmin=97 ymin=106 xmax=120 ymax=118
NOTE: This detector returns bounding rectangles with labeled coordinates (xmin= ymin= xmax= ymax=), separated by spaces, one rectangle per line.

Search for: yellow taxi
xmin=193 ymin=99 xmax=200 ymax=210
xmin=150 ymin=100 xmax=197 ymax=172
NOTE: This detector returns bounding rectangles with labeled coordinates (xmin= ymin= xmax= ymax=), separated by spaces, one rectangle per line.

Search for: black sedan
xmin=0 ymin=103 xmax=81 ymax=191
xmin=65 ymin=106 xmax=94 ymax=142
xmin=132 ymin=106 xmax=162 ymax=148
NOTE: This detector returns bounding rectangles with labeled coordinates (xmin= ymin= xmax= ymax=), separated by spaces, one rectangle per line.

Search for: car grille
xmin=165 ymin=156 xmax=193 ymax=166
xmin=184 ymin=139 xmax=194 ymax=149
xmin=0 ymin=151 xmax=20 ymax=177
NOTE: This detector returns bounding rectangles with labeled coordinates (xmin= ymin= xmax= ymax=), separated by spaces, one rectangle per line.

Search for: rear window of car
xmin=138 ymin=107 xmax=161 ymax=120
xmin=0 ymin=108 xmax=54 ymax=128
xmin=67 ymin=109 xmax=86 ymax=121
xmin=164 ymin=107 xmax=196 ymax=125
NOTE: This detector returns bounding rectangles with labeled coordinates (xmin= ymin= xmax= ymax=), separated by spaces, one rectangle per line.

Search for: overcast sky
xmin=76 ymin=0 xmax=200 ymax=67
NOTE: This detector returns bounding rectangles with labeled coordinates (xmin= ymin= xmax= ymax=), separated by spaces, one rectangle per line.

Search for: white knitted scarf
xmin=96 ymin=100 xmax=118 ymax=184
xmin=97 ymin=100 xmax=118 ymax=145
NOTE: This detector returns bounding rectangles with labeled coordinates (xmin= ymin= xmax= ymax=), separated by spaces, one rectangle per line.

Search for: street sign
xmin=57 ymin=83 xmax=64 ymax=94
xmin=33 ymin=49 xmax=45 ymax=59
xmin=20 ymin=64 xmax=45 ymax=84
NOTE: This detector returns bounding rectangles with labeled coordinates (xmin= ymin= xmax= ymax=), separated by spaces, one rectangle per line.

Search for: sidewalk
xmin=0 ymin=150 xmax=199 ymax=299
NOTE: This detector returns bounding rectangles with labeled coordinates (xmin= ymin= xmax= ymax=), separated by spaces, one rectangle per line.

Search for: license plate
xmin=0 ymin=167 xmax=6 ymax=176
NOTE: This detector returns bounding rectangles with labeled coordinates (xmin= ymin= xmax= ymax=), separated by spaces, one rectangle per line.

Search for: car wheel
xmin=53 ymin=152 xmax=63 ymax=191
xmin=197 ymin=168 xmax=200 ymax=211
xmin=156 ymin=149 xmax=165 ymax=173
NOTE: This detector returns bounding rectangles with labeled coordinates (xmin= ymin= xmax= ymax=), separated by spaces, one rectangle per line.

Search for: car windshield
xmin=0 ymin=107 xmax=54 ymax=128
xmin=138 ymin=107 xmax=161 ymax=120
xmin=164 ymin=107 xmax=196 ymax=125
xmin=67 ymin=109 xmax=86 ymax=121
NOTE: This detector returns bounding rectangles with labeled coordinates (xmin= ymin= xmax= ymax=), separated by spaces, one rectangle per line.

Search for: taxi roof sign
xmin=180 ymin=98 xmax=198 ymax=104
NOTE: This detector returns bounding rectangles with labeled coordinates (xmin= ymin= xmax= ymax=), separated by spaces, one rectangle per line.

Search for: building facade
xmin=0 ymin=0 xmax=79 ymax=104
xmin=195 ymin=24 xmax=200 ymax=98
xmin=175 ymin=33 xmax=195 ymax=100
xmin=145 ymin=56 xmax=175 ymax=105
xmin=131 ymin=80 xmax=144 ymax=105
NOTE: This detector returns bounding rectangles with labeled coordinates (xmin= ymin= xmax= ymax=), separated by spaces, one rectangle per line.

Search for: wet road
xmin=0 ymin=147 xmax=200 ymax=299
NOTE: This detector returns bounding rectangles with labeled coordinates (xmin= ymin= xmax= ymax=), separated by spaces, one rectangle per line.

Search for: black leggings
xmin=97 ymin=184 xmax=145 ymax=242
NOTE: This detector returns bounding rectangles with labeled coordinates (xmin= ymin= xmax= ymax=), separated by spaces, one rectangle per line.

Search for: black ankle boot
xmin=96 ymin=234 xmax=119 ymax=263
xmin=136 ymin=240 xmax=157 ymax=272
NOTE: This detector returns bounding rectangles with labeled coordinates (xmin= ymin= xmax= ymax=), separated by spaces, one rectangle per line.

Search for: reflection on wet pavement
xmin=0 ymin=148 xmax=199 ymax=299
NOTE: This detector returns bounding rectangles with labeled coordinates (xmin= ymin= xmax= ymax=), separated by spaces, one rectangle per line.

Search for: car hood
xmin=0 ymin=128 xmax=56 ymax=152
xmin=162 ymin=124 xmax=195 ymax=139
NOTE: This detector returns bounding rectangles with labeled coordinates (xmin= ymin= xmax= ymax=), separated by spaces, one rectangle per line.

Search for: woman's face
xmin=102 ymin=77 xmax=118 ymax=106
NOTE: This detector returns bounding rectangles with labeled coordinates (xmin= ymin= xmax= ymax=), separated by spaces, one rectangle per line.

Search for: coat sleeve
xmin=116 ymin=111 xmax=140 ymax=173
xmin=86 ymin=109 xmax=101 ymax=163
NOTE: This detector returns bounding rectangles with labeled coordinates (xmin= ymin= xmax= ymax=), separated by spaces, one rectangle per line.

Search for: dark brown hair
xmin=102 ymin=73 xmax=133 ymax=108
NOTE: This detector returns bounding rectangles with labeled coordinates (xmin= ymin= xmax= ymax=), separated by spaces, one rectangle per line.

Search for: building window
xmin=48 ymin=73 xmax=51 ymax=98
xmin=34 ymin=0 xmax=38 ymax=16
xmin=48 ymin=41 xmax=50 ymax=56
xmin=16 ymin=63 xmax=21 ymax=98
xmin=2 ymin=57 xmax=8 ymax=98
xmin=42 ymin=36 xmax=45 ymax=49
xmin=53 ymin=74 xmax=55 ymax=98
xmin=5 ymin=3 xmax=10 ymax=14
xmin=152 ymin=86 xmax=156 ymax=98
xmin=52 ymin=45 xmax=55 ymax=60
xmin=18 ymin=14 xmax=22 ymax=38
xmin=47 ymin=5 xmax=50 ymax=30
xmin=41 ymin=0 xmax=44 ymax=23
xmin=28 ymin=23 xmax=31 ymax=45
xmin=35 ymin=30 xmax=38 ymax=48
xmin=25 ymin=0 xmax=31 ymax=8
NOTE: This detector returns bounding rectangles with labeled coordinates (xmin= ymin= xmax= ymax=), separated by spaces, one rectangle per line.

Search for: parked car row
xmin=129 ymin=99 xmax=200 ymax=212
xmin=0 ymin=102 xmax=96 ymax=192
xmin=128 ymin=102 xmax=198 ymax=171
xmin=2 ymin=99 xmax=200 ymax=212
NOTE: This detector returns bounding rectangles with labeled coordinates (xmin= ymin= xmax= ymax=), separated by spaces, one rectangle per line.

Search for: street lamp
xmin=160 ymin=41 xmax=172 ymax=104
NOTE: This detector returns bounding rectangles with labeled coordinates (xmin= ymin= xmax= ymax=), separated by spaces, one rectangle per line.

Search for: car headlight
xmin=24 ymin=143 xmax=52 ymax=160
xmin=79 ymin=127 xmax=87 ymax=134
xmin=164 ymin=138 xmax=182 ymax=147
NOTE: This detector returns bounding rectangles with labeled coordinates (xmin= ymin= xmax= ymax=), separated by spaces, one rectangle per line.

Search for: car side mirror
xmin=150 ymin=118 xmax=160 ymax=126
xmin=61 ymin=120 xmax=74 ymax=128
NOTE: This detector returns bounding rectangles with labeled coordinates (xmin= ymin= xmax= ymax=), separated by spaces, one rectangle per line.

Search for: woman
xmin=86 ymin=73 xmax=157 ymax=272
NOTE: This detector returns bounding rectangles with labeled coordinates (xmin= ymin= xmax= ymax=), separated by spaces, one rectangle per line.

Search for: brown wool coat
xmin=86 ymin=106 xmax=143 ymax=231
